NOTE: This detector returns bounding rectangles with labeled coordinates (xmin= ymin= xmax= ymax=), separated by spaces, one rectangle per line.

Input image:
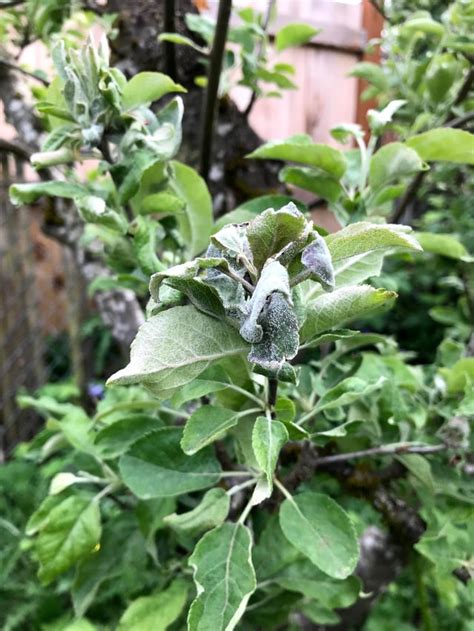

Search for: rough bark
xmin=105 ymin=0 xmax=282 ymax=214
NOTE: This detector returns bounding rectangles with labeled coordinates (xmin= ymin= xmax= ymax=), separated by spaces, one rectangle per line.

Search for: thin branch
xmin=445 ymin=110 xmax=474 ymax=129
xmin=0 ymin=0 xmax=26 ymax=8
xmin=454 ymin=66 xmax=474 ymax=106
xmin=315 ymin=443 xmax=445 ymax=466
xmin=199 ymin=0 xmax=233 ymax=181
xmin=163 ymin=0 xmax=178 ymax=81
xmin=0 ymin=58 xmax=49 ymax=85
xmin=243 ymin=0 xmax=276 ymax=118
xmin=391 ymin=170 xmax=426 ymax=223
xmin=0 ymin=137 xmax=32 ymax=160
xmin=218 ymin=264 xmax=255 ymax=294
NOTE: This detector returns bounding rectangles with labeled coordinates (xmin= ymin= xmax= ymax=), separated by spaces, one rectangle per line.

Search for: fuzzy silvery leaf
xmin=211 ymin=224 xmax=254 ymax=272
xmin=240 ymin=260 xmax=291 ymax=343
xmin=164 ymin=488 xmax=230 ymax=535
xmin=301 ymin=232 xmax=335 ymax=290
xmin=252 ymin=361 xmax=299 ymax=384
xmin=163 ymin=277 xmax=225 ymax=318
xmin=248 ymin=292 xmax=299 ymax=374
xmin=246 ymin=202 xmax=307 ymax=271
xmin=149 ymin=257 xmax=229 ymax=318
xmin=149 ymin=257 xmax=228 ymax=300
xmin=107 ymin=306 xmax=249 ymax=395
xmin=188 ymin=523 xmax=256 ymax=631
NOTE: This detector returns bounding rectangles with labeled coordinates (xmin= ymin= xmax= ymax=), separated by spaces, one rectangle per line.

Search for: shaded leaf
xmin=119 ymin=427 xmax=221 ymax=498
xmin=164 ymin=488 xmax=229 ymax=535
xmin=188 ymin=523 xmax=256 ymax=630
xmin=181 ymin=406 xmax=240 ymax=455
xmin=279 ymin=491 xmax=359 ymax=579
xmin=117 ymin=579 xmax=188 ymax=631
xmin=36 ymin=497 xmax=101 ymax=584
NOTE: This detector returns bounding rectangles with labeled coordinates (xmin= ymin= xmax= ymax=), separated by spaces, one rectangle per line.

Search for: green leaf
xmin=246 ymin=203 xmax=307 ymax=271
xmin=214 ymin=195 xmax=308 ymax=231
xmin=26 ymin=495 xmax=63 ymax=536
xmin=400 ymin=15 xmax=445 ymax=37
xmin=168 ymin=160 xmax=213 ymax=257
xmin=159 ymin=32 xmax=207 ymax=53
xmin=415 ymin=232 xmax=472 ymax=261
xmin=94 ymin=414 xmax=163 ymax=458
xmin=75 ymin=195 xmax=128 ymax=233
xmin=119 ymin=427 xmax=221 ymax=498
xmin=301 ymin=285 xmax=397 ymax=342
xmin=274 ymin=397 xmax=296 ymax=423
xmin=252 ymin=416 xmax=288 ymax=498
xmin=164 ymin=488 xmax=230 ymax=535
xmin=107 ymin=306 xmax=249 ymax=395
xmin=275 ymin=23 xmax=320 ymax=51
xmin=349 ymin=62 xmax=388 ymax=91
xmin=279 ymin=166 xmax=343 ymax=203
xmin=314 ymin=376 xmax=386 ymax=412
xmin=247 ymin=134 xmax=347 ymax=179
xmin=122 ymin=72 xmax=186 ymax=109
xmin=326 ymin=222 xmax=422 ymax=261
xmin=279 ymin=492 xmax=359 ymax=579
xmin=407 ymin=128 xmax=474 ymax=164
xmin=396 ymin=454 xmax=435 ymax=493
xmin=35 ymin=497 xmax=101 ymax=584
xmin=140 ymin=191 xmax=185 ymax=215
xmin=117 ymin=579 xmax=188 ymax=631
xmin=9 ymin=181 xmax=87 ymax=206
xmin=156 ymin=274 xmax=226 ymax=319
xmin=275 ymin=559 xmax=360 ymax=609
xmin=368 ymin=142 xmax=427 ymax=191
xmin=72 ymin=514 xmax=145 ymax=617
xmin=441 ymin=358 xmax=474 ymax=394
xmin=188 ymin=523 xmax=256 ymax=630
xmin=181 ymin=406 xmax=241 ymax=455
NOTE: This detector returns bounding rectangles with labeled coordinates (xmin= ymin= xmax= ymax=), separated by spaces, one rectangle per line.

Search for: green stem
xmin=225 ymin=383 xmax=264 ymax=407
xmin=199 ymin=0 xmax=233 ymax=180
xmin=93 ymin=400 xmax=190 ymax=423
xmin=163 ymin=0 xmax=177 ymax=81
